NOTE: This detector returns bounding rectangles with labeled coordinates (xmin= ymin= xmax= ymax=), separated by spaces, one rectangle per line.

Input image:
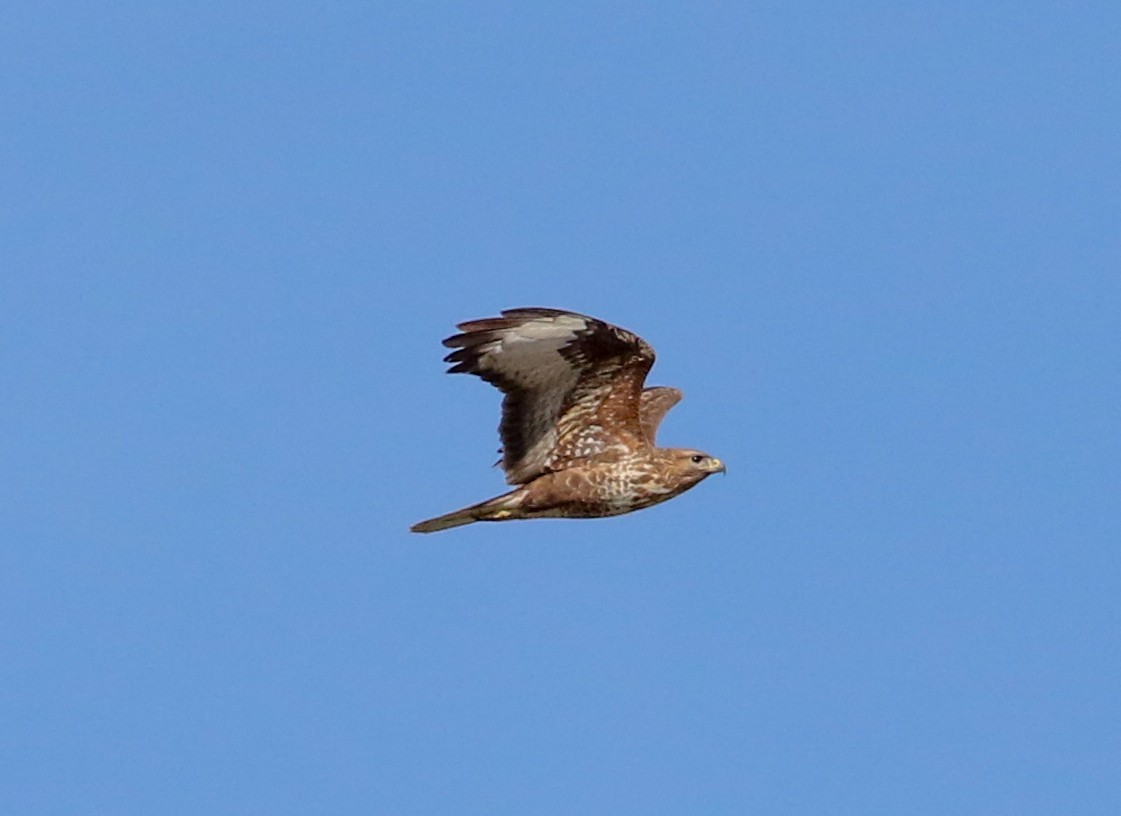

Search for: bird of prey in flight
xmin=411 ymin=308 xmax=724 ymax=533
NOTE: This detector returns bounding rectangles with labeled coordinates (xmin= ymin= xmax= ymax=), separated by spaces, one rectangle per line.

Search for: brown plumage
xmin=410 ymin=308 xmax=724 ymax=533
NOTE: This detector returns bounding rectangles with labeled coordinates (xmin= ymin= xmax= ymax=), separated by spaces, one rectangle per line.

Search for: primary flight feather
xmin=411 ymin=308 xmax=724 ymax=533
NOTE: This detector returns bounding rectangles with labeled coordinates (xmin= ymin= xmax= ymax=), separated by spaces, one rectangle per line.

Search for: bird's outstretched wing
xmin=442 ymin=308 xmax=655 ymax=484
xmin=638 ymin=386 xmax=683 ymax=444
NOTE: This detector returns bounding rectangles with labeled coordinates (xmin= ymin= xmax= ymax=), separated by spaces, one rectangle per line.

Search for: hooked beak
xmin=707 ymin=457 xmax=726 ymax=475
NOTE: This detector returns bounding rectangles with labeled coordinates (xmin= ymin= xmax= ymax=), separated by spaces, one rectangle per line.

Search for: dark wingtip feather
xmin=442 ymin=333 xmax=471 ymax=348
xmin=455 ymin=316 xmax=517 ymax=334
xmin=500 ymin=307 xmax=575 ymax=319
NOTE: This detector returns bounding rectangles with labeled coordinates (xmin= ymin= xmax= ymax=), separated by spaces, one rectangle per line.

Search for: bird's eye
xmin=690 ymin=454 xmax=705 ymax=464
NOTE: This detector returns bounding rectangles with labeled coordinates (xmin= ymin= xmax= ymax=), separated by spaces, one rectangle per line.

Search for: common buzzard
xmin=410 ymin=308 xmax=724 ymax=533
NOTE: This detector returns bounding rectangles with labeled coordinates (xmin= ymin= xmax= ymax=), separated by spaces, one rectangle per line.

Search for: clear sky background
xmin=4 ymin=3 xmax=1119 ymax=814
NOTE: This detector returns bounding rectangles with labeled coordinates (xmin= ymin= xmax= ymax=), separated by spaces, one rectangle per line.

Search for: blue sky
xmin=4 ymin=3 xmax=1119 ymax=813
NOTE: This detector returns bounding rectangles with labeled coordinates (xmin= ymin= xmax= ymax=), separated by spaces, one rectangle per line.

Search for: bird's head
xmin=665 ymin=448 xmax=726 ymax=484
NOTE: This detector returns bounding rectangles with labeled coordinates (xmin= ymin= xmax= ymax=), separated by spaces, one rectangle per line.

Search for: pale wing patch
xmin=469 ymin=314 xmax=588 ymax=383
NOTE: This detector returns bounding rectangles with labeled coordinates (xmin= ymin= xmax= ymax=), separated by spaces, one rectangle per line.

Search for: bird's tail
xmin=410 ymin=490 xmax=523 ymax=534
